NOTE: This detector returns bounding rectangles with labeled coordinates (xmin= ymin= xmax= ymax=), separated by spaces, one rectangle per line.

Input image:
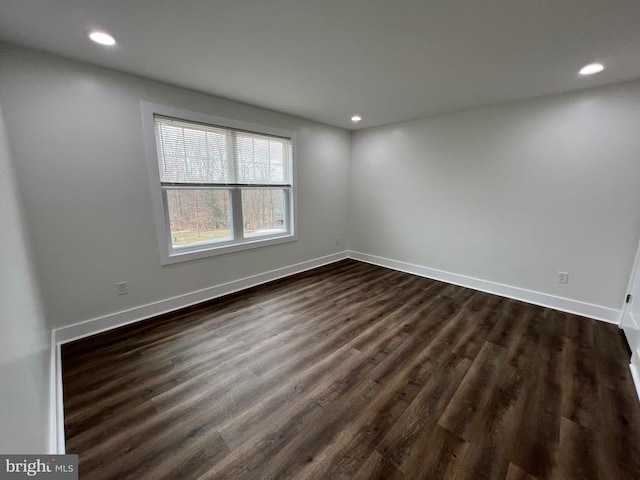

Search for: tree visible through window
xmin=166 ymin=189 xmax=232 ymax=247
xmin=151 ymin=114 xmax=294 ymax=257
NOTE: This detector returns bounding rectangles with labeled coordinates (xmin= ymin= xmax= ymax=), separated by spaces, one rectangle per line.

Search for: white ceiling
xmin=1 ymin=1 xmax=639 ymax=130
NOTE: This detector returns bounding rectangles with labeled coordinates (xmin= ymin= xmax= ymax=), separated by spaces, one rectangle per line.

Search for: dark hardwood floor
xmin=62 ymin=259 xmax=640 ymax=479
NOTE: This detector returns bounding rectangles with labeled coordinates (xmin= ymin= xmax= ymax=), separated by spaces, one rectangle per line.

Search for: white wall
xmin=1 ymin=41 xmax=638 ymax=332
xmin=0 ymin=44 xmax=351 ymax=330
xmin=350 ymin=82 xmax=640 ymax=311
xmin=0 ymin=101 xmax=51 ymax=452
xmin=1 ymin=40 xmax=639 ymax=451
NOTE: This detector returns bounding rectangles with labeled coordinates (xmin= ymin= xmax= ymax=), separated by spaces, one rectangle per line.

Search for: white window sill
xmin=160 ymin=233 xmax=297 ymax=265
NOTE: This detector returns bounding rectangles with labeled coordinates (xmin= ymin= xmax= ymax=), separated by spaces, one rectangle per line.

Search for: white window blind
xmin=144 ymin=105 xmax=296 ymax=265
xmin=154 ymin=116 xmax=291 ymax=186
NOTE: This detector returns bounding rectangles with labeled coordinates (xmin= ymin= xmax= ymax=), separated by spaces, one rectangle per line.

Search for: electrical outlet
xmin=116 ymin=281 xmax=128 ymax=295
xmin=335 ymin=238 xmax=341 ymax=247
xmin=558 ymin=272 xmax=569 ymax=284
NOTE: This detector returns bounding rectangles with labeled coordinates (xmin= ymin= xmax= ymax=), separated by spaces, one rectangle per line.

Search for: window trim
xmin=141 ymin=102 xmax=297 ymax=265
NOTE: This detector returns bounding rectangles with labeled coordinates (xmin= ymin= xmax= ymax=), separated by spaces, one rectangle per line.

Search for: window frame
xmin=141 ymin=102 xmax=297 ymax=265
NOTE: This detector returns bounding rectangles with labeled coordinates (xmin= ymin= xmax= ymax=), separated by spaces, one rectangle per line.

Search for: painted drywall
xmin=2 ymin=39 xmax=639 ymax=336
xmin=0 ymin=44 xmax=351 ymax=329
xmin=350 ymin=82 xmax=640 ymax=310
xmin=0 ymin=101 xmax=51 ymax=452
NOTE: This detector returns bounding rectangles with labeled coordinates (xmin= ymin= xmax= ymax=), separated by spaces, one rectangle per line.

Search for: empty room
xmin=1 ymin=1 xmax=640 ymax=479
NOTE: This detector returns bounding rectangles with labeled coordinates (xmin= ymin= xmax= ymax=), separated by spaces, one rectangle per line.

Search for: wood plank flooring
xmin=62 ymin=259 xmax=640 ymax=479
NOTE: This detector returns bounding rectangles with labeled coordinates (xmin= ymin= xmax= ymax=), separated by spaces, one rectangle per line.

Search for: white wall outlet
xmin=116 ymin=281 xmax=128 ymax=295
xmin=558 ymin=272 xmax=569 ymax=284
xmin=335 ymin=238 xmax=341 ymax=246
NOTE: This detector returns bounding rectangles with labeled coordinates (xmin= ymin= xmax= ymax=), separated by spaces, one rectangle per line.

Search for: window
xmin=142 ymin=103 xmax=296 ymax=264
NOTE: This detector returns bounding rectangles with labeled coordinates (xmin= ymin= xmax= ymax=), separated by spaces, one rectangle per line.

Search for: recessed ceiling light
xmin=351 ymin=115 xmax=362 ymax=122
xmin=579 ymin=63 xmax=604 ymax=75
xmin=89 ymin=31 xmax=116 ymax=46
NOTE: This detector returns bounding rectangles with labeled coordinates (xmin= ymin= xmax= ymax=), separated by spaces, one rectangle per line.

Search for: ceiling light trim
xmin=579 ymin=63 xmax=604 ymax=75
xmin=88 ymin=31 xmax=116 ymax=46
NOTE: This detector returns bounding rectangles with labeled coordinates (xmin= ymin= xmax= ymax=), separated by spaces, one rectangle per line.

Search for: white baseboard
xmin=348 ymin=251 xmax=621 ymax=324
xmin=53 ymin=251 xmax=348 ymax=345
xmin=53 ymin=249 xmax=621 ymax=345
xmin=54 ymin=341 xmax=65 ymax=454
xmin=49 ymin=248 xmax=623 ymax=453
xmin=630 ymin=363 xmax=640 ymax=403
xmin=48 ymin=333 xmax=58 ymax=454
xmin=49 ymin=333 xmax=65 ymax=454
xmin=50 ymin=251 xmax=348 ymax=453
